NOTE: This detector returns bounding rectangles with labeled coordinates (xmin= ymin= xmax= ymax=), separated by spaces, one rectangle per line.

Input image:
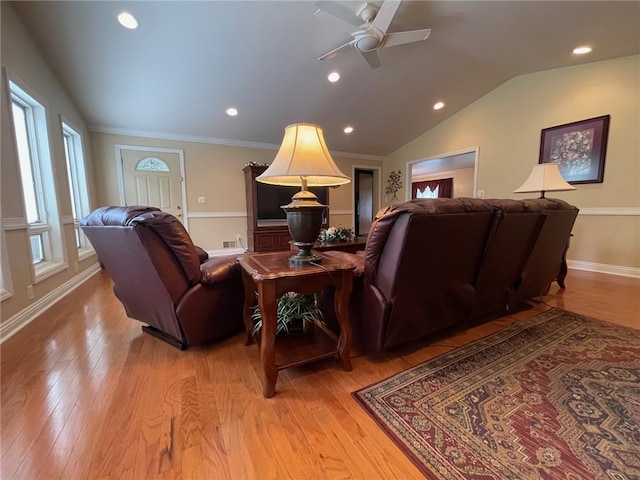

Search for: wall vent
xmin=222 ymin=241 xmax=236 ymax=249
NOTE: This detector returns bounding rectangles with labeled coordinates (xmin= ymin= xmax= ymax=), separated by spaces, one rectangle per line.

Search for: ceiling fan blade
xmin=318 ymin=40 xmax=354 ymax=61
xmin=361 ymin=50 xmax=381 ymax=69
xmin=316 ymin=1 xmax=361 ymax=27
xmin=383 ymin=29 xmax=431 ymax=48
xmin=371 ymin=0 xmax=401 ymax=34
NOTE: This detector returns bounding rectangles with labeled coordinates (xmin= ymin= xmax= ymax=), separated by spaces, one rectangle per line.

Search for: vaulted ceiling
xmin=11 ymin=1 xmax=640 ymax=157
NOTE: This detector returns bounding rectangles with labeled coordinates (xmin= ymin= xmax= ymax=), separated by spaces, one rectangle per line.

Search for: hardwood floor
xmin=1 ymin=269 xmax=638 ymax=479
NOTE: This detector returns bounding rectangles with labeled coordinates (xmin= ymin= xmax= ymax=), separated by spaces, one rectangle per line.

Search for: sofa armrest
xmin=200 ymin=255 xmax=240 ymax=285
xmin=321 ymin=250 xmax=364 ymax=277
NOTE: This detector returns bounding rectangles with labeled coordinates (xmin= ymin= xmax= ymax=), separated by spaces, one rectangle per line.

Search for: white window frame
xmin=8 ymin=75 xmax=67 ymax=282
xmin=61 ymin=118 xmax=93 ymax=261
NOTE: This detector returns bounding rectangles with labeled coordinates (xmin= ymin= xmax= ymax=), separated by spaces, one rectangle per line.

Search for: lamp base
xmin=288 ymin=245 xmax=322 ymax=265
xmin=282 ymin=190 xmax=327 ymax=266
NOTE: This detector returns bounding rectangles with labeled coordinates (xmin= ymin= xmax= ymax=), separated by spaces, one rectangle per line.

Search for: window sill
xmin=0 ymin=288 xmax=13 ymax=302
xmin=78 ymin=248 xmax=96 ymax=262
xmin=34 ymin=261 xmax=67 ymax=283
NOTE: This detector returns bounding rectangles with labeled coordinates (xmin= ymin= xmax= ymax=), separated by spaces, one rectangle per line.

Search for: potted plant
xmin=319 ymin=226 xmax=355 ymax=243
xmin=251 ymin=292 xmax=323 ymax=336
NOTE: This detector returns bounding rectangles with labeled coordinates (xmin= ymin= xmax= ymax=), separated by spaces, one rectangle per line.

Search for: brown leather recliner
xmin=81 ymin=206 xmax=245 ymax=349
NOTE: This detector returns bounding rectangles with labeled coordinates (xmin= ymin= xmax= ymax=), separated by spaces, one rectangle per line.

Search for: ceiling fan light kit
xmin=316 ymin=0 xmax=431 ymax=68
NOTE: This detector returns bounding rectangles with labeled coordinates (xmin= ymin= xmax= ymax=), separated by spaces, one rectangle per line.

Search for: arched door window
xmin=136 ymin=157 xmax=170 ymax=172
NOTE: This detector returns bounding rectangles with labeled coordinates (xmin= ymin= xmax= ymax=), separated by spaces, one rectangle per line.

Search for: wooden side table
xmin=238 ymin=251 xmax=355 ymax=398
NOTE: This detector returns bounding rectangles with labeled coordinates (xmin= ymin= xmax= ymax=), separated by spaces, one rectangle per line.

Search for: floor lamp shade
xmin=514 ymin=163 xmax=576 ymax=198
xmin=256 ymin=123 xmax=351 ymax=264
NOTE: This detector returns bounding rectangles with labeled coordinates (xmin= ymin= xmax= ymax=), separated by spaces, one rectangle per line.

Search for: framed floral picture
xmin=538 ymin=115 xmax=610 ymax=184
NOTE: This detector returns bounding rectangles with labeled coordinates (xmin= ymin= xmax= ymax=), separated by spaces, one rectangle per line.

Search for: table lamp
xmin=257 ymin=123 xmax=350 ymax=265
xmin=513 ymin=163 xmax=576 ymax=198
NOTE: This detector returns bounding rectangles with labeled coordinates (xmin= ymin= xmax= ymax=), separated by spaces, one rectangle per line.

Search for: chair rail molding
xmin=187 ymin=211 xmax=247 ymax=219
xmin=2 ymin=217 xmax=28 ymax=230
xmin=578 ymin=207 xmax=640 ymax=216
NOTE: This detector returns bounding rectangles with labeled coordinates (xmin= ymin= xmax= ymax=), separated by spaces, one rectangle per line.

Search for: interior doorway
xmin=406 ymin=148 xmax=479 ymax=200
xmin=354 ymin=168 xmax=375 ymax=237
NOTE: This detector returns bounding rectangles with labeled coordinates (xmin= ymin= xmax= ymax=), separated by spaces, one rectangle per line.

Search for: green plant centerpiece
xmin=319 ymin=226 xmax=355 ymax=243
xmin=251 ymin=291 xmax=323 ymax=336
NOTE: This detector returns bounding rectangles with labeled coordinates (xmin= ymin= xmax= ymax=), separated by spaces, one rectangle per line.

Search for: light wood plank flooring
xmin=1 ymin=268 xmax=638 ymax=479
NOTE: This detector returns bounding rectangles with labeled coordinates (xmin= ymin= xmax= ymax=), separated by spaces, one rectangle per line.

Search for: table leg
xmin=334 ymin=270 xmax=353 ymax=371
xmin=258 ymin=282 xmax=278 ymax=398
xmin=241 ymin=270 xmax=256 ymax=346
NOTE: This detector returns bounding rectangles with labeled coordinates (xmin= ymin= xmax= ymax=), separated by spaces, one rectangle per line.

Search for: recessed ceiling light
xmin=343 ymin=126 xmax=354 ymax=134
xmin=327 ymin=72 xmax=341 ymax=83
xmin=117 ymin=12 xmax=139 ymax=29
xmin=433 ymin=102 xmax=445 ymax=110
xmin=573 ymin=46 xmax=592 ymax=55
xmin=226 ymin=107 xmax=238 ymax=117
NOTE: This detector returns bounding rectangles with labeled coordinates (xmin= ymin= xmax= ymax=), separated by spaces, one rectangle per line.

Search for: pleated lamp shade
xmin=514 ymin=163 xmax=576 ymax=198
xmin=256 ymin=123 xmax=350 ymax=187
xmin=255 ymin=123 xmax=350 ymax=265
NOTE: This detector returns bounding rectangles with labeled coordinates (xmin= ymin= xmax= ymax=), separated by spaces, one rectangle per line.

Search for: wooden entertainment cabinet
xmin=243 ymin=165 xmax=329 ymax=252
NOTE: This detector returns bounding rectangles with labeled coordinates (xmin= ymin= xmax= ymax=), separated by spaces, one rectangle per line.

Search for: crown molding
xmin=89 ymin=125 xmax=384 ymax=161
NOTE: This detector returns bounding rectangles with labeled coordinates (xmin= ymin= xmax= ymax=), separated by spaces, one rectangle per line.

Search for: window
xmin=136 ymin=157 xmax=170 ymax=172
xmin=411 ymin=178 xmax=454 ymax=199
xmin=62 ymin=121 xmax=93 ymax=259
xmin=416 ymin=185 xmax=439 ymax=198
xmin=9 ymin=78 xmax=66 ymax=281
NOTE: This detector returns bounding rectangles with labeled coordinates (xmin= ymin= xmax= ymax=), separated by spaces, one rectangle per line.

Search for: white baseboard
xmin=207 ymin=248 xmax=246 ymax=256
xmin=0 ymin=263 xmax=102 ymax=343
xmin=568 ymin=260 xmax=640 ymax=278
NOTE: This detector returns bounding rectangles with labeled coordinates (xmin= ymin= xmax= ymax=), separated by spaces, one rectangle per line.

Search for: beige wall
xmin=385 ymin=55 xmax=640 ymax=269
xmin=90 ymin=132 xmax=383 ymax=250
xmin=1 ymin=3 xmax=98 ymax=323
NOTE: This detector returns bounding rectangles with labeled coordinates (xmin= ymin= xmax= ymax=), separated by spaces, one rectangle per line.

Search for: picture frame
xmin=538 ymin=114 xmax=610 ymax=184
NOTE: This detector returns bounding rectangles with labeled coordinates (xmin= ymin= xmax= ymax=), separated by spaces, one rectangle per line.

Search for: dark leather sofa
xmin=321 ymin=198 xmax=579 ymax=352
xmin=81 ymin=206 xmax=244 ymax=349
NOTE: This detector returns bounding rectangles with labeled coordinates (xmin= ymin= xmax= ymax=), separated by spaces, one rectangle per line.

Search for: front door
xmin=119 ymin=148 xmax=185 ymax=223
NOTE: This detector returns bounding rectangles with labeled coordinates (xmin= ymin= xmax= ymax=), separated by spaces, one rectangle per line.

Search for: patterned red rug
xmin=353 ymin=308 xmax=640 ymax=479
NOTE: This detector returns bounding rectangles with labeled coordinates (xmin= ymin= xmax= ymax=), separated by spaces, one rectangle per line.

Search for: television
xmin=256 ymin=182 xmax=328 ymax=222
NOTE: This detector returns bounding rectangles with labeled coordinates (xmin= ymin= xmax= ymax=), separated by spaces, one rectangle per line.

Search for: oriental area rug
xmin=353 ymin=308 xmax=640 ymax=479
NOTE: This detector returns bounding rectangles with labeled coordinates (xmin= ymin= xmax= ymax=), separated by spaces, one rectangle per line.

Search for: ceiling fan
xmin=315 ymin=0 xmax=431 ymax=69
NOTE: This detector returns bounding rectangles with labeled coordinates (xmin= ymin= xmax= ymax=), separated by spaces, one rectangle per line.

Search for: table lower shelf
xmin=255 ymin=321 xmax=341 ymax=370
